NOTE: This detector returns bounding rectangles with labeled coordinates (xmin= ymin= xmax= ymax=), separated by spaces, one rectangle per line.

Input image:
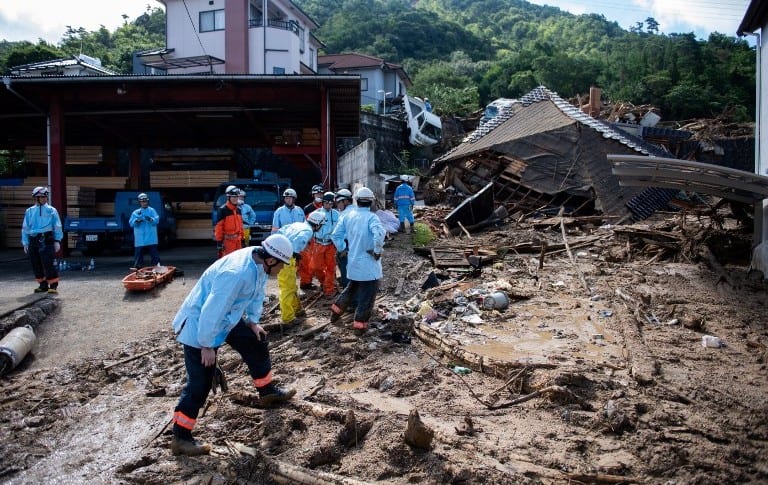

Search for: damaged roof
xmin=432 ymin=86 xmax=674 ymax=220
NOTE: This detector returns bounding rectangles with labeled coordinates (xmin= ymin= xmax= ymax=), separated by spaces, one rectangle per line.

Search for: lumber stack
xmin=24 ymin=177 xmax=127 ymax=190
xmin=302 ymin=128 xmax=321 ymax=146
xmin=150 ymin=170 xmax=235 ymax=188
xmin=25 ymin=146 xmax=103 ymax=165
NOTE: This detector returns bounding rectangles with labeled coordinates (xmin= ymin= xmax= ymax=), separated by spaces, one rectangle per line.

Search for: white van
xmin=403 ymin=95 xmax=442 ymax=146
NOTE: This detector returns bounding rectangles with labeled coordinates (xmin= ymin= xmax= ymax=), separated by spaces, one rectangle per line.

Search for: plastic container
xmin=701 ymin=335 xmax=724 ymax=348
xmin=482 ymin=291 xmax=509 ymax=310
xmin=0 ymin=325 xmax=37 ymax=375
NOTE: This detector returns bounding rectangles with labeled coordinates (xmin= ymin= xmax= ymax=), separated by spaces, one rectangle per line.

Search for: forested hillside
xmin=0 ymin=0 xmax=755 ymax=121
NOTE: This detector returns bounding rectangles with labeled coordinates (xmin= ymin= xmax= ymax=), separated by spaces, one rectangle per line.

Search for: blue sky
xmin=0 ymin=0 xmax=755 ymax=45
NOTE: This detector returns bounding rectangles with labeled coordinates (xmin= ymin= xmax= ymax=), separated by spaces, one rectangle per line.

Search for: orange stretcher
xmin=122 ymin=265 xmax=176 ymax=291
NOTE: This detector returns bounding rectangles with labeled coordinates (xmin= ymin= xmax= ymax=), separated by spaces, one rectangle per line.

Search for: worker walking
xmin=214 ymin=185 xmax=244 ymax=258
xmin=271 ymin=188 xmax=304 ymax=233
xmin=277 ymin=211 xmax=326 ymax=324
xmin=307 ymin=192 xmax=340 ymax=297
xmin=170 ymin=235 xmax=296 ymax=456
xmin=330 ymin=187 xmax=386 ymax=332
xmin=129 ymin=193 xmax=161 ymax=269
xmin=393 ymin=175 xmax=416 ymax=233
xmin=238 ymin=189 xmax=257 ymax=246
xmin=333 ymin=189 xmax=354 ymax=289
xmin=21 ymin=186 xmax=63 ymax=294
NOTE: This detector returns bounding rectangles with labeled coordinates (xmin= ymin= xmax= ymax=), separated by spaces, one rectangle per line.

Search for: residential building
xmin=318 ymin=53 xmax=412 ymax=114
xmin=139 ymin=0 xmax=323 ymax=74
xmin=11 ymin=54 xmax=115 ymax=77
xmin=738 ymin=0 xmax=767 ymax=242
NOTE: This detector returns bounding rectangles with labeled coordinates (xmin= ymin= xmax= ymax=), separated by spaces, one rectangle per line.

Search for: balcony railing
xmin=248 ymin=18 xmax=300 ymax=36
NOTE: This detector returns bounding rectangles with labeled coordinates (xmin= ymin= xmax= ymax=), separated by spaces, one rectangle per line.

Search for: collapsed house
xmin=430 ymin=86 xmax=705 ymax=229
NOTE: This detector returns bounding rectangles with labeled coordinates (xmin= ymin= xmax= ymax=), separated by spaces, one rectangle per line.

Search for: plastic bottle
xmin=89 ymin=258 xmax=95 ymax=270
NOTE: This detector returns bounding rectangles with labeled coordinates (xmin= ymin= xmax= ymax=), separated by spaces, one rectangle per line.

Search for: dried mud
xmin=1 ymin=211 xmax=767 ymax=484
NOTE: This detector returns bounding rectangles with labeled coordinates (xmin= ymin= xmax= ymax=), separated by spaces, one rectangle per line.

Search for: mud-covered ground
xmin=1 ymin=209 xmax=767 ymax=484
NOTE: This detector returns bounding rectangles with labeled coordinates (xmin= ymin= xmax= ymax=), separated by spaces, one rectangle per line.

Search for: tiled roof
xmin=318 ymin=53 xmax=402 ymax=71
xmin=438 ymin=86 xmax=669 ymax=162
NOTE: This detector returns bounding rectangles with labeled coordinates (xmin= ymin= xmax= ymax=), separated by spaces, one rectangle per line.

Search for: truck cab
xmin=212 ymin=171 xmax=291 ymax=245
xmin=65 ymin=191 xmax=176 ymax=255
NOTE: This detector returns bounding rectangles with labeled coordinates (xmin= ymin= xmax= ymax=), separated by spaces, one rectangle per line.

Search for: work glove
xmin=53 ymin=241 xmax=61 ymax=253
xmin=211 ymin=366 xmax=228 ymax=395
xmin=366 ymin=249 xmax=381 ymax=261
xmin=337 ymin=250 xmax=348 ymax=260
xmin=23 ymin=245 xmax=29 ymax=255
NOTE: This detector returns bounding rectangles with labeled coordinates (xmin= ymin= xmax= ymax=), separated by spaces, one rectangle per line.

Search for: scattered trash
xmin=664 ymin=318 xmax=679 ymax=326
xmin=552 ymin=281 xmax=565 ymax=287
xmin=599 ymin=310 xmax=614 ymax=318
xmin=702 ymin=335 xmax=725 ymax=348
xmin=592 ymin=333 xmax=604 ymax=340
xmin=482 ymin=291 xmax=509 ymax=310
xmin=451 ymin=366 xmax=471 ymax=375
xmin=589 ymin=295 xmax=602 ymax=301
xmin=461 ymin=314 xmax=484 ymax=325
xmin=421 ymin=272 xmax=440 ymax=290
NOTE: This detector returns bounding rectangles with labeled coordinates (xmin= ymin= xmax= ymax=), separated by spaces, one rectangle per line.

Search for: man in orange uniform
xmin=306 ymin=192 xmax=340 ymax=297
xmin=214 ymin=185 xmax=244 ymax=258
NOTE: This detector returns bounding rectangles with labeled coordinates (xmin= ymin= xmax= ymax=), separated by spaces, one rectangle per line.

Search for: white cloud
xmin=631 ymin=0 xmax=749 ymax=37
xmin=0 ymin=1 xmax=156 ymax=44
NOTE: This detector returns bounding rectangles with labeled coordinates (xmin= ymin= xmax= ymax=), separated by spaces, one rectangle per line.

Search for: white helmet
xmin=311 ymin=184 xmax=324 ymax=194
xmin=307 ymin=211 xmax=326 ymax=227
xmin=32 ymin=186 xmax=49 ymax=197
xmin=225 ymin=185 xmax=239 ymax=196
xmin=137 ymin=193 xmax=149 ymax=201
xmin=400 ymin=174 xmax=410 ymax=182
xmin=335 ymin=188 xmax=352 ymax=201
xmin=261 ymin=234 xmax=292 ymax=264
xmin=355 ymin=187 xmax=375 ymax=202
xmin=283 ymin=188 xmax=297 ymax=198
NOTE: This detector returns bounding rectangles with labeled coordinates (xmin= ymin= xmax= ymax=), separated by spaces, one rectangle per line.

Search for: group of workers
xmin=19 ymin=178 xmax=415 ymax=457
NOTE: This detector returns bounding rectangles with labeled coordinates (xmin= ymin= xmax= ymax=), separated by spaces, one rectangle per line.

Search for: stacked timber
xmin=25 ymin=146 xmax=103 ymax=165
xmin=150 ymin=170 xmax=234 ymax=188
xmin=176 ymin=219 xmax=213 ymax=240
xmin=25 ymin=176 xmax=127 ymax=190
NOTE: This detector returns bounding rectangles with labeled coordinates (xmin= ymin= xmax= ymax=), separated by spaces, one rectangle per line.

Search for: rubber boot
xmin=34 ymin=282 xmax=49 ymax=293
xmin=404 ymin=220 xmax=411 ymax=234
xmin=257 ymin=384 xmax=297 ymax=407
xmin=170 ymin=436 xmax=211 ymax=456
xmin=399 ymin=222 xmax=405 ymax=233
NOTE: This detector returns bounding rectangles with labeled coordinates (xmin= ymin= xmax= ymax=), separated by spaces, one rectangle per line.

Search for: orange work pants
xmin=297 ymin=244 xmax=314 ymax=287
xmin=311 ymin=242 xmax=337 ymax=295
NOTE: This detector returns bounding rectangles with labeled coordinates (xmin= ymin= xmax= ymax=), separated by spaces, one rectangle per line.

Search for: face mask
xmin=314 ymin=196 xmax=322 ymax=203
xmin=237 ymin=200 xmax=244 ymax=206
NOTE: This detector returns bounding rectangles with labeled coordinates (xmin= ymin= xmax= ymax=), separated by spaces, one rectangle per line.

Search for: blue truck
xmin=212 ymin=171 xmax=291 ymax=245
xmin=65 ymin=191 xmax=177 ymax=255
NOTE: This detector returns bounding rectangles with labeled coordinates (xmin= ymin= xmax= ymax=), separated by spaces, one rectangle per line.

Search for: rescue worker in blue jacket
xmin=21 ymin=186 xmax=63 ymax=294
xmin=333 ymin=189 xmax=354 ymax=288
xmin=271 ymin=188 xmax=305 ymax=233
xmin=170 ymin=234 xmax=296 ymax=456
xmin=330 ymin=187 xmax=386 ymax=332
xmin=238 ymin=189 xmax=257 ymax=246
xmin=393 ymin=175 xmax=416 ymax=232
xmin=129 ymin=193 xmax=161 ymax=269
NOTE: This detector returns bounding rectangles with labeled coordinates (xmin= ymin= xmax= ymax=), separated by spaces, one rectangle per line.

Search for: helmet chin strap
xmin=263 ymin=258 xmax=280 ymax=275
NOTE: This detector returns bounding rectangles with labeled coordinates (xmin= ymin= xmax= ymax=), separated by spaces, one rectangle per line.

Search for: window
xmin=273 ymin=67 xmax=285 ymax=75
xmin=200 ymin=9 xmax=225 ymax=32
xmin=361 ymin=78 xmax=368 ymax=91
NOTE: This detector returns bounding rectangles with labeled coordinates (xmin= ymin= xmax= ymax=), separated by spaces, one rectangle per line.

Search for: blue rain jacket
xmin=240 ymin=203 xmax=257 ymax=225
xmin=278 ymin=221 xmax=314 ymax=253
xmin=172 ymin=247 xmax=269 ymax=349
xmin=393 ymin=182 xmax=415 ymax=208
xmin=129 ymin=206 xmax=159 ymax=247
xmin=331 ymin=206 xmax=385 ymax=281
xmin=311 ymin=208 xmax=340 ymax=242
xmin=271 ymin=204 xmax=305 ymax=231
xmin=21 ymin=203 xmax=64 ymax=246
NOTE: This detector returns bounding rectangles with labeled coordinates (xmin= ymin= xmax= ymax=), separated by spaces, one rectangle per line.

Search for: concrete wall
xmin=337 ymin=138 xmax=384 ymax=202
